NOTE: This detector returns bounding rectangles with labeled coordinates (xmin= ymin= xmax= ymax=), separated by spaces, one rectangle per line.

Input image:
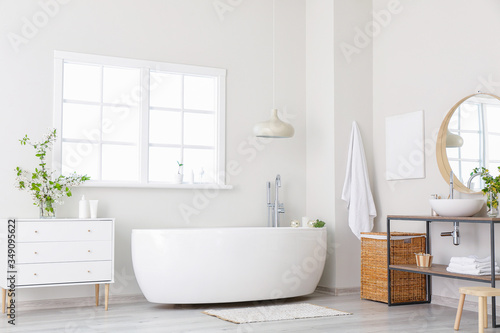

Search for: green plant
xmin=15 ymin=129 xmax=90 ymax=216
xmin=472 ymin=167 xmax=500 ymax=210
xmin=313 ymin=219 xmax=325 ymax=228
xmin=177 ymin=161 xmax=183 ymax=174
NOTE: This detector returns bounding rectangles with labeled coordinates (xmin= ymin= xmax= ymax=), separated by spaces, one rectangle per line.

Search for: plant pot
xmin=39 ymin=200 xmax=56 ymax=219
xmin=173 ymin=173 xmax=183 ymax=184
xmin=487 ymin=191 xmax=498 ymax=217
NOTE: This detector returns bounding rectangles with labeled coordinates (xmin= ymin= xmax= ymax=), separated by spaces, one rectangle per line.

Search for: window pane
xmin=489 ymin=163 xmax=500 ymax=177
xmin=63 ymin=63 xmax=101 ymax=102
xmin=150 ymin=72 xmax=182 ymax=108
xmin=488 ymin=134 xmax=500 ymax=160
xmin=459 ymin=133 xmax=480 ymax=160
xmin=184 ymin=148 xmax=214 ymax=183
xmin=446 ymin=147 xmax=459 ymax=159
xmin=103 ymin=67 xmax=140 ymax=105
xmin=102 ymin=106 xmax=139 ymax=143
xmin=486 ymin=105 xmax=500 ymax=132
xmin=61 ymin=142 xmax=99 ymax=179
xmin=62 ymin=103 xmax=101 ymax=140
xmin=149 ymin=147 xmax=181 ymax=182
xmin=184 ymin=113 xmax=215 ymax=146
xmin=149 ymin=110 xmax=181 ymax=145
xmin=459 ymin=103 xmax=479 ymax=131
xmin=184 ymin=75 xmax=216 ymax=111
xmin=102 ymin=144 xmax=138 ymax=181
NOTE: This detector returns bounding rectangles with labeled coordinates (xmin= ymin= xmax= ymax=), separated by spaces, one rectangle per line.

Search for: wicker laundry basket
xmin=361 ymin=232 xmax=427 ymax=304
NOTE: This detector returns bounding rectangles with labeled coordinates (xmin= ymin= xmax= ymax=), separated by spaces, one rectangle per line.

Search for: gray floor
xmin=0 ymin=291 xmax=487 ymax=332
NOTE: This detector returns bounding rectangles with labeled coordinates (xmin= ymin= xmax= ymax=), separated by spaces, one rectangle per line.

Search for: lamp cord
xmin=272 ymin=0 xmax=275 ymax=109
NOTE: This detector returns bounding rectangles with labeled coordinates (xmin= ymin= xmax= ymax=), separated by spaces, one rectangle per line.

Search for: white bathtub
xmin=131 ymin=227 xmax=327 ymax=304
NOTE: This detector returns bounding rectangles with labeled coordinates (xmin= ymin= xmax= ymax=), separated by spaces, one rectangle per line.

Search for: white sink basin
xmin=429 ymin=199 xmax=484 ymax=217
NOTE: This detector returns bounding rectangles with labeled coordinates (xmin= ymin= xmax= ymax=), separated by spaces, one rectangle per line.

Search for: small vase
xmin=487 ymin=191 xmax=498 ymax=217
xmin=173 ymin=173 xmax=183 ymax=184
xmin=39 ymin=200 xmax=56 ymax=219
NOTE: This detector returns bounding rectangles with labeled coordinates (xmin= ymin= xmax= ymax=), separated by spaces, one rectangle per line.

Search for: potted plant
xmin=15 ymin=129 xmax=90 ymax=218
xmin=174 ymin=161 xmax=183 ymax=184
xmin=471 ymin=167 xmax=500 ymax=217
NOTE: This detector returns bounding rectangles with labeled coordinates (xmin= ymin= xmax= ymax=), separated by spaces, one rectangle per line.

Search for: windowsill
xmin=79 ymin=182 xmax=233 ymax=190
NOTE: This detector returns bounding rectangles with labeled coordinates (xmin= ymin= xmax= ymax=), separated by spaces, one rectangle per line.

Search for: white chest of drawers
xmin=0 ymin=218 xmax=114 ymax=313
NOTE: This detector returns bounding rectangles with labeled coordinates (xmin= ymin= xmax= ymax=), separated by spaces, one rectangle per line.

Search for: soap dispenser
xmin=79 ymin=195 xmax=90 ymax=218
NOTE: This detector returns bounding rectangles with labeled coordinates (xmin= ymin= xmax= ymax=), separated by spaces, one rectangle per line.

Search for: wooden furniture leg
xmin=105 ymin=283 xmax=109 ymax=311
xmin=1 ymin=288 xmax=5 ymax=314
xmin=483 ymin=296 xmax=488 ymax=328
xmin=454 ymin=293 xmax=465 ymax=330
xmin=6 ymin=293 xmax=11 ymax=317
xmin=95 ymin=284 xmax=99 ymax=306
xmin=478 ymin=296 xmax=485 ymax=333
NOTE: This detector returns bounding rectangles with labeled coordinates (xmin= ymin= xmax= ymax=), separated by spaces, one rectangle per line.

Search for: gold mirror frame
xmin=436 ymin=93 xmax=500 ymax=194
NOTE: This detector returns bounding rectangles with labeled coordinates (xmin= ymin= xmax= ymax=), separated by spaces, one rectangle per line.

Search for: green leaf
xmin=313 ymin=219 xmax=326 ymax=228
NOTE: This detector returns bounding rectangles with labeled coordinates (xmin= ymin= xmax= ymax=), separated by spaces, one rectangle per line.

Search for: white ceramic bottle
xmin=79 ymin=195 xmax=90 ymax=218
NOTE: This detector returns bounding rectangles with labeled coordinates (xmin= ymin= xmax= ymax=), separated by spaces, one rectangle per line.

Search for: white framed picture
xmin=385 ymin=110 xmax=425 ymax=180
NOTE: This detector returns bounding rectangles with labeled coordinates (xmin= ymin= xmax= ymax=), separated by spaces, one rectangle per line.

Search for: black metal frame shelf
xmin=387 ymin=215 xmax=500 ymax=327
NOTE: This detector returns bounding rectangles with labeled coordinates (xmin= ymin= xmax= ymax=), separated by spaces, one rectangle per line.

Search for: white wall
xmin=373 ymin=0 xmax=500 ymax=300
xmin=0 ymin=0 xmax=306 ymax=301
xmin=306 ymin=0 xmax=373 ymax=291
xmin=306 ymin=0 xmax=336 ymax=290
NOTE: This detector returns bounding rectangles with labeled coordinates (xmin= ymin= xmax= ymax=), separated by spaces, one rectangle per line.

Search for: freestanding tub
xmin=131 ymin=227 xmax=327 ymax=304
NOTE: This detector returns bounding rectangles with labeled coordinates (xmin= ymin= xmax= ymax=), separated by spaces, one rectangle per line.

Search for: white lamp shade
xmin=253 ymin=109 xmax=294 ymax=138
xmin=446 ymin=129 xmax=464 ymax=147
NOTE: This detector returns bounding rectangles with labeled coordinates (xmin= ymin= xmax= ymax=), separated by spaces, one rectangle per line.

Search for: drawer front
xmin=17 ymin=261 xmax=112 ymax=286
xmin=17 ymin=221 xmax=113 ymax=242
xmin=17 ymin=241 xmax=112 ymax=264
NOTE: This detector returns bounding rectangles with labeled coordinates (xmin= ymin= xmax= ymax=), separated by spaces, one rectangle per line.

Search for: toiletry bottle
xmin=430 ymin=194 xmax=438 ymax=216
xmin=79 ymin=195 xmax=90 ymax=218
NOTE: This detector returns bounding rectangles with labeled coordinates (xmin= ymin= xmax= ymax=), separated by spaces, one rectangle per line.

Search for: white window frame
xmin=53 ymin=51 xmax=231 ymax=189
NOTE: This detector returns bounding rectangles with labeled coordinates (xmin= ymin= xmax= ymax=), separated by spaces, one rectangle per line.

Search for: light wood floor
xmin=0 ymin=291 xmax=487 ymax=332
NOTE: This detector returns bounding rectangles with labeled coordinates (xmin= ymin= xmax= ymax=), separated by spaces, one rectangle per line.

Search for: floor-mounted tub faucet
xmin=267 ymin=174 xmax=285 ymax=227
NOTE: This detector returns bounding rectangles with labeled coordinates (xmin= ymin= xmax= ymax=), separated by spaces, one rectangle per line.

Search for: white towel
xmin=446 ymin=266 xmax=500 ymax=276
xmin=450 ymin=256 xmax=492 ymax=265
xmin=448 ymin=262 xmax=498 ymax=271
xmin=341 ymin=122 xmax=377 ymax=239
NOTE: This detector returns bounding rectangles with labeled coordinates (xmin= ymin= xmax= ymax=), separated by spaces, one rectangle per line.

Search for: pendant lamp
xmin=253 ymin=0 xmax=294 ymax=138
xmin=446 ymin=129 xmax=464 ymax=148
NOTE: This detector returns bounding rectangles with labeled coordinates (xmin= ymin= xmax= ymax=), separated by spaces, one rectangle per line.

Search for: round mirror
xmin=437 ymin=93 xmax=500 ymax=193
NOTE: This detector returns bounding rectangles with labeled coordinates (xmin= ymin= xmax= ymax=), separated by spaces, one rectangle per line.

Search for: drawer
xmin=17 ymin=241 xmax=112 ymax=264
xmin=16 ymin=261 xmax=112 ymax=286
xmin=17 ymin=221 xmax=113 ymax=242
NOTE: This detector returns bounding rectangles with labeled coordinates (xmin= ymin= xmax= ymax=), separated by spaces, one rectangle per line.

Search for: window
xmin=53 ymin=51 xmax=228 ymax=188
xmin=447 ymin=97 xmax=500 ymax=190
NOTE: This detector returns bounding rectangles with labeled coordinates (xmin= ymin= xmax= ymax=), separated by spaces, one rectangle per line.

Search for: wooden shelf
xmin=390 ymin=264 xmax=500 ymax=281
xmin=387 ymin=215 xmax=500 ymax=222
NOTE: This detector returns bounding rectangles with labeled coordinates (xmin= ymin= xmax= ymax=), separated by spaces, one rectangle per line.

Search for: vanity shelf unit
xmin=387 ymin=215 xmax=500 ymax=328
xmin=0 ymin=218 xmax=115 ymax=314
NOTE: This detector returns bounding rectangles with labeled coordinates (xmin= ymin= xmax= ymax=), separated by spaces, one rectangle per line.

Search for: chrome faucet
xmin=467 ymin=171 xmax=489 ymax=190
xmin=266 ymin=174 xmax=285 ymax=227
